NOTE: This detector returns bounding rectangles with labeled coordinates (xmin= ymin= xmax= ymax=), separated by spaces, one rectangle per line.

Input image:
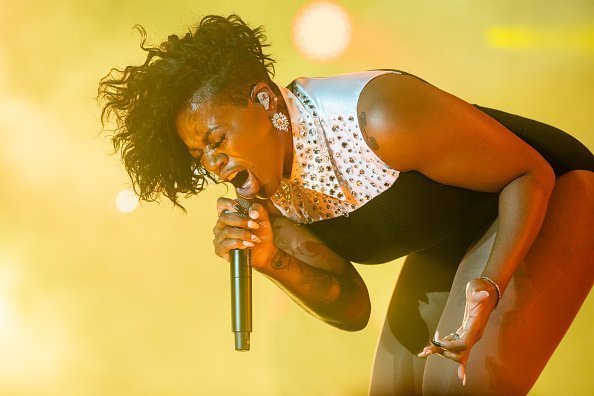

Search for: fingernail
xmin=430 ymin=340 xmax=444 ymax=348
xmin=462 ymin=373 xmax=466 ymax=386
xmin=434 ymin=330 xmax=440 ymax=342
xmin=248 ymin=221 xmax=259 ymax=229
xmin=250 ymin=234 xmax=261 ymax=242
xmin=243 ymin=241 xmax=255 ymax=247
xmin=250 ymin=210 xmax=259 ymax=219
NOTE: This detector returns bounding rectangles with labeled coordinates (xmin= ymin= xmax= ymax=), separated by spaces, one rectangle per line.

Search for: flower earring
xmin=272 ymin=111 xmax=289 ymax=132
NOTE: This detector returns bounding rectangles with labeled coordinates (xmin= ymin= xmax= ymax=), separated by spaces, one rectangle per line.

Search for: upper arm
xmin=357 ymin=74 xmax=555 ymax=192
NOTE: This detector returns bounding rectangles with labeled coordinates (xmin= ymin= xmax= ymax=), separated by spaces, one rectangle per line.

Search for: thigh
xmin=423 ymin=170 xmax=594 ymax=395
xmin=369 ymin=231 xmax=478 ymax=396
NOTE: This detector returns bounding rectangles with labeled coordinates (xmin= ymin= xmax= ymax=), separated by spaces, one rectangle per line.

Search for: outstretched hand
xmin=417 ymin=278 xmax=499 ymax=385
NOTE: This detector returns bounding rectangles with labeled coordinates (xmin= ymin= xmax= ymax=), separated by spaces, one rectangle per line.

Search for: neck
xmin=272 ymin=83 xmax=294 ymax=180
xmin=281 ymin=122 xmax=294 ymax=179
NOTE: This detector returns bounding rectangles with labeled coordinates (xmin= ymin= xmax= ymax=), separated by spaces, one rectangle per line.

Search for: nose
xmin=201 ymin=147 xmax=227 ymax=179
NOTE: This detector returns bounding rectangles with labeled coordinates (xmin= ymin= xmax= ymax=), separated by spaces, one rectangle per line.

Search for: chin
xmin=256 ymin=188 xmax=272 ymax=200
xmin=257 ymin=179 xmax=280 ymax=200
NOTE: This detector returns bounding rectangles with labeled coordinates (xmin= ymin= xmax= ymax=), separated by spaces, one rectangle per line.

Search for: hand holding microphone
xmin=213 ymin=197 xmax=276 ymax=351
xmin=225 ymin=198 xmax=252 ymax=351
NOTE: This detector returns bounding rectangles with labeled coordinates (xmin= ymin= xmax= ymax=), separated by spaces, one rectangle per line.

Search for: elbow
xmin=346 ymin=303 xmax=371 ymax=332
xmin=327 ymin=305 xmax=370 ymax=332
xmin=343 ymin=278 xmax=371 ymax=332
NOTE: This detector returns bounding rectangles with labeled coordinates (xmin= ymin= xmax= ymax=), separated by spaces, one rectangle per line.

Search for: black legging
xmin=473 ymin=105 xmax=594 ymax=175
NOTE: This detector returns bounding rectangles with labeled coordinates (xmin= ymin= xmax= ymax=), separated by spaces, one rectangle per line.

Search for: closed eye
xmin=189 ymin=134 xmax=225 ymax=163
xmin=211 ymin=134 xmax=225 ymax=149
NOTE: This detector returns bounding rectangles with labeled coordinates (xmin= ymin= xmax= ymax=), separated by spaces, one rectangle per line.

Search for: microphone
xmin=225 ymin=198 xmax=252 ymax=351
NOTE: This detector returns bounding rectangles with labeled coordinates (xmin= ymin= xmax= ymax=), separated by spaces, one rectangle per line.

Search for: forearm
xmin=481 ymin=168 xmax=555 ymax=295
xmin=257 ymin=247 xmax=371 ymax=331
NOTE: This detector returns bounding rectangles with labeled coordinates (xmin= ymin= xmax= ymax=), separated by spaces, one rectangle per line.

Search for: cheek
xmin=241 ymin=122 xmax=277 ymax=156
xmin=247 ymin=135 xmax=283 ymax=178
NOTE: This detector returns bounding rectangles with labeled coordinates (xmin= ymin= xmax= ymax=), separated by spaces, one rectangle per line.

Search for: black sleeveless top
xmin=305 ymin=103 xmax=594 ymax=264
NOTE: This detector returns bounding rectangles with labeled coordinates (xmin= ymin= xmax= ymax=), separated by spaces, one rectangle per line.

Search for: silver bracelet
xmin=478 ymin=276 xmax=501 ymax=310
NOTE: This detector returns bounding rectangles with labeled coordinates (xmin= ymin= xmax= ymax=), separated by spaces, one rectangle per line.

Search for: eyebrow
xmin=189 ymin=125 xmax=220 ymax=153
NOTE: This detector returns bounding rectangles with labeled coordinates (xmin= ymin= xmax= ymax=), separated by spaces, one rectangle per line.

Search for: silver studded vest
xmin=271 ymin=70 xmax=401 ymax=224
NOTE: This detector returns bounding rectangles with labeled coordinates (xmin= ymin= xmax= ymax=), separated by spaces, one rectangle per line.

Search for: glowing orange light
xmin=292 ymin=1 xmax=352 ymax=61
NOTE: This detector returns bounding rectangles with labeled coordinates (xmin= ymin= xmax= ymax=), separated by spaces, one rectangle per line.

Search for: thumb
xmin=458 ymin=364 xmax=467 ymax=386
xmin=471 ymin=290 xmax=490 ymax=302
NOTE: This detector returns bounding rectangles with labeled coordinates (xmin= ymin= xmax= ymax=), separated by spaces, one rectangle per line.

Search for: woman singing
xmin=98 ymin=15 xmax=594 ymax=395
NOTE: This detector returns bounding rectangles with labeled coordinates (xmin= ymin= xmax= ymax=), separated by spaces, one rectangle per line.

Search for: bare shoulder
xmin=356 ymin=73 xmax=552 ymax=192
xmin=357 ymin=72 xmax=464 ymax=118
xmin=357 ymin=73 xmax=480 ymax=171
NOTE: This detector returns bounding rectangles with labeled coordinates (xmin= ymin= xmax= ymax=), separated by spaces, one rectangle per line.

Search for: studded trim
xmin=270 ymin=72 xmax=400 ymax=224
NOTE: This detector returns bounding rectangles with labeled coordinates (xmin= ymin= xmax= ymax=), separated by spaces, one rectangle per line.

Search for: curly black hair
xmin=98 ymin=14 xmax=276 ymax=210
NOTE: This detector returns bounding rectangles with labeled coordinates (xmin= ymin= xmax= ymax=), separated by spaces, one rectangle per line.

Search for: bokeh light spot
xmin=115 ymin=189 xmax=139 ymax=213
xmin=292 ymin=1 xmax=352 ymax=61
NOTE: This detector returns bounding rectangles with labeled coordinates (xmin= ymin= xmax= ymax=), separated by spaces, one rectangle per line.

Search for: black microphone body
xmin=230 ymin=248 xmax=252 ymax=351
xmin=227 ymin=198 xmax=253 ymax=351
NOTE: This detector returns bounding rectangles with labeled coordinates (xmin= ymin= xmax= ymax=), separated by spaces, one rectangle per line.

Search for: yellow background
xmin=1 ymin=1 xmax=592 ymax=395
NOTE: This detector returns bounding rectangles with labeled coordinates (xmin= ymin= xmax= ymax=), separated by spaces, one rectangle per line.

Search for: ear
xmin=250 ymin=82 xmax=280 ymax=113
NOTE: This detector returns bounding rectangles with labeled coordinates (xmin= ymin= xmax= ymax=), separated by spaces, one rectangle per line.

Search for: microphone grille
xmin=235 ymin=198 xmax=251 ymax=214
xmin=224 ymin=198 xmax=251 ymax=219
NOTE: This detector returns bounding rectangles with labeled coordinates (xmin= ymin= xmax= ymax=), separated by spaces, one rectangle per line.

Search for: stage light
xmin=292 ymin=1 xmax=352 ymax=61
xmin=115 ymin=189 xmax=139 ymax=213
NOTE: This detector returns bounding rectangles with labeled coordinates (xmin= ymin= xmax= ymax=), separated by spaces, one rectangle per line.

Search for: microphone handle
xmin=230 ymin=247 xmax=252 ymax=351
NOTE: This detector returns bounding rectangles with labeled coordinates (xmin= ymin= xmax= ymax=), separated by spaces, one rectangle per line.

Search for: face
xmin=175 ymin=94 xmax=291 ymax=199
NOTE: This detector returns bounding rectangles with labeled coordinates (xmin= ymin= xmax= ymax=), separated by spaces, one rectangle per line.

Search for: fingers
xmin=215 ymin=198 xmax=268 ymax=226
xmin=213 ymin=198 xmax=273 ymax=262
xmin=216 ymin=197 xmax=239 ymax=215
xmin=215 ymin=226 xmax=262 ymax=246
xmin=434 ymin=338 xmax=467 ymax=353
xmin=214 ymin=197 xmax=260 ymax=231
xmin=246 ymin=202 xmax=270 ymax=222
xmin=213 ymin=211 xmax=260 ymax=232
xmin=418 ymin=330 xmax=441 ymax=357
xmin=418 ymin=330 xmax=468 ymax=358
xmin=418 ymin=343 xmax=463 ymax=361
xmin=420 ymin=346 xmax=467 ymax=386
xmin=215 ymin=237 xmax=253 ymax=259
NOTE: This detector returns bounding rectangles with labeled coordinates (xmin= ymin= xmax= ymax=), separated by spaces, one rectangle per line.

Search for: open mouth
xmin=227 ymin=169 xmax=260 ymax=198
xmin=229 ymin=170 xmax=249 ymax=189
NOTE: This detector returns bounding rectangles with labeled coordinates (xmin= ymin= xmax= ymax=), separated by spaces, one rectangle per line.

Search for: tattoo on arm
xmin=299 ymin=265 xmax=337 ymax=312
xmin=301 ymin=267 xmax=335 ymax=294
xmin=270 ymin=249 xmax=290 ymax=270
xmin=358 ymin=111 xmax=379 ymax=150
